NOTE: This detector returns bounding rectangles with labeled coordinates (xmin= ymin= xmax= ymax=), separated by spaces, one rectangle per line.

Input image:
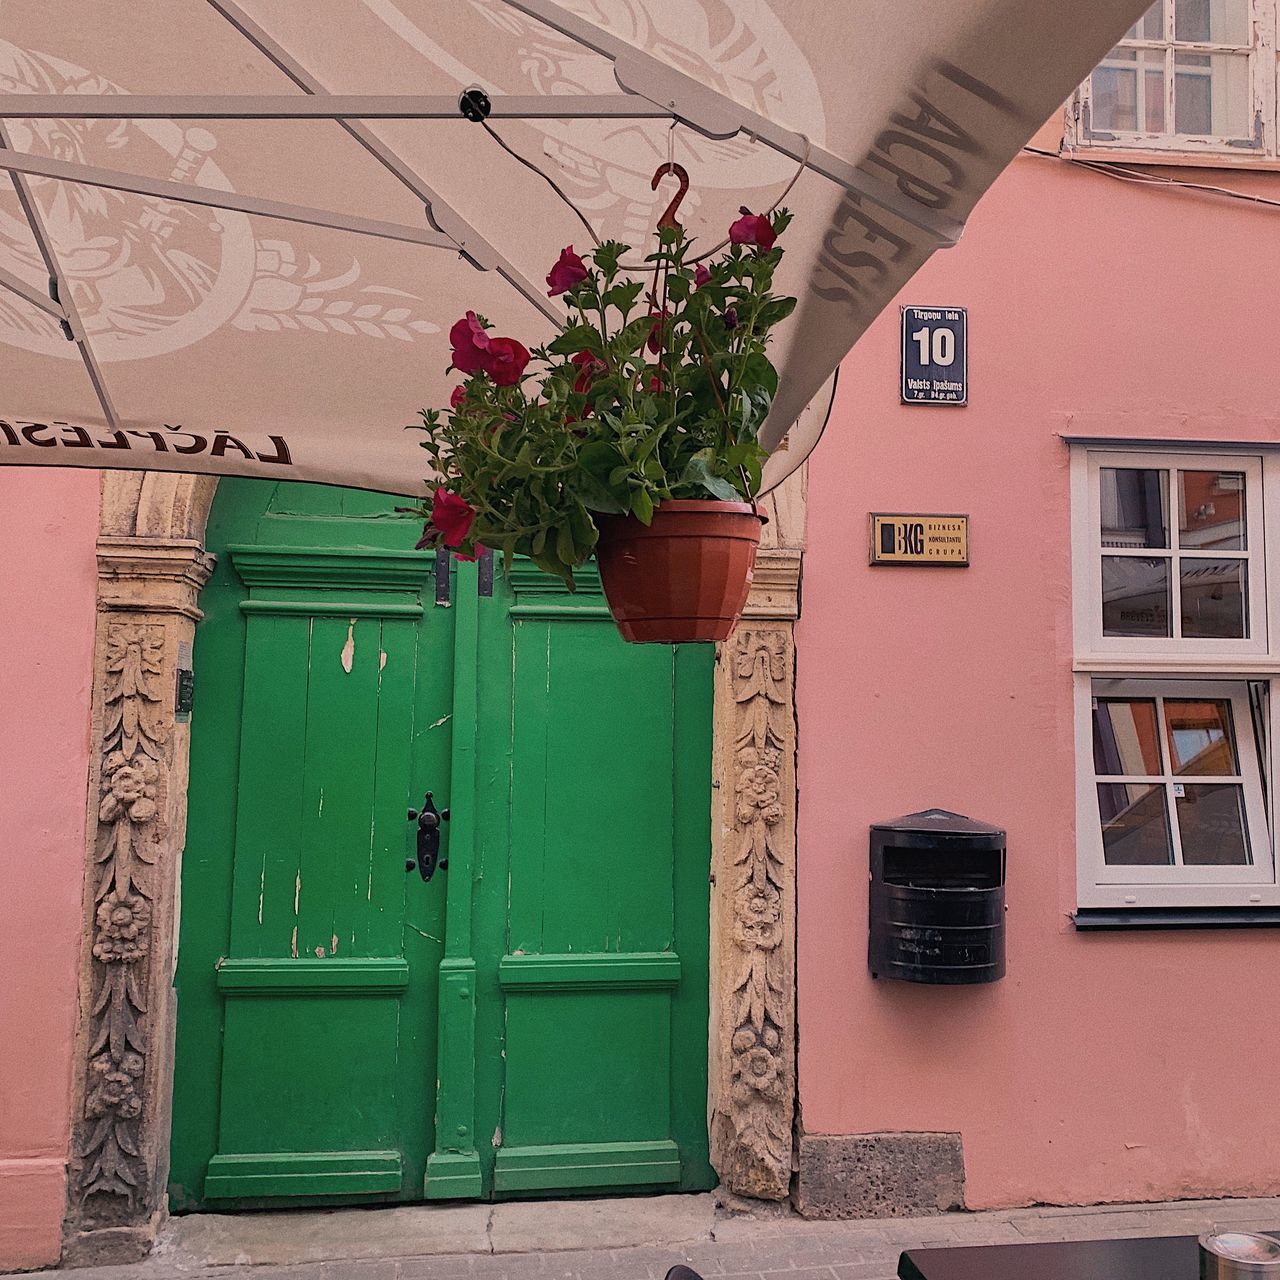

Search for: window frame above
xmin=1066 ymin=0 xmax=1278 ymax=162
xmin=1080 ymin=449 xmax=1267 ymax=659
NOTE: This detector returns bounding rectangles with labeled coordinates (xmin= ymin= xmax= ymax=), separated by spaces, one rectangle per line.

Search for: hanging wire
xmin=1023 ymin=145 xmax=1280 ymax=212
xmin=479 ymin=117 xmax=811 ymax=267
xmin=479 ymin=119 xmax=602 ymax=246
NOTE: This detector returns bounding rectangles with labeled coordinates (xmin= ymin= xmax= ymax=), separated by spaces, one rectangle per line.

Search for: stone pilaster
xmin=63 ymin=530 xmax=212 ymax=1264
xmin=709 ymin=472 xmax=803 ymax=1200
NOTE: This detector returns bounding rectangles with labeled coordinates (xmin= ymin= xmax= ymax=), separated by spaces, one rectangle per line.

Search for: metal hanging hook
xmin=651 ymin=162 xmax=690 ymax=229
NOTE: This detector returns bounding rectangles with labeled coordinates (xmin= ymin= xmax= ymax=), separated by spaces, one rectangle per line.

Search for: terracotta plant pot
xmin=594 ymin=499 xmax=766 ymax=644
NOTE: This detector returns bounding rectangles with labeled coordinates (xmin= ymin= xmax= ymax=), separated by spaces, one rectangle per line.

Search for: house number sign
xmin=869 ymin=514 xmax=969 ymax=566
xmin=901 ymin=306 xmax=967 ymax=404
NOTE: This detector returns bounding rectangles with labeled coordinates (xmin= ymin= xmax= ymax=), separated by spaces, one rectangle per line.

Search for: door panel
xmin=479 ymin=565 xmax=715 ymax=1196
xmin=171 ymin=483 xmax=452 ymax=1208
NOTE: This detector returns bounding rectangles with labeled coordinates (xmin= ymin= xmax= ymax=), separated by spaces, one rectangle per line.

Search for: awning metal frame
xmin=1 ymin=93 xmax=675 ymax=121
xmin=0 ymin=0 xmax=965 ymax=436
xmin=0 ymin=147 xmax=460 ymax=249
xmin=0 ymin=121 xmax=118 ymax=427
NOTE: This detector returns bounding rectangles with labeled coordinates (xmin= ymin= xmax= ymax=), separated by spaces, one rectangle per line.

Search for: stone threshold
xmin=22 ymin=1192 xmax=1280 ymax=1276
xmin=154 ymin=1195 xmax=719 ymax=1268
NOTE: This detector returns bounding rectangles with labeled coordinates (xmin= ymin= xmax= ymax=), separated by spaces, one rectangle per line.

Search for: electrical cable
xmin=479 ymin=117 xmax=811 ymax=266
xmin=480 ymin=118 xmax=603 ymax=246
xmin=1022 ymin=144 xmax=1280 ymax=212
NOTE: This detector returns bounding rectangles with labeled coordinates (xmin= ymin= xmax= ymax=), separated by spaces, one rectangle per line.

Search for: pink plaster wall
xmin=797 ymin=152 xmax=1280 ymax=1208
xmin=0 ymin=470 xmax=99 ymax=1268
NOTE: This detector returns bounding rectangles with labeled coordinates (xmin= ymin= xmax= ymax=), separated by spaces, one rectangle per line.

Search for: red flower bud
xmin=546 ymin=245 xmax=589 ymax=297
xmin=694 ymin=262 xmax=710 ymax=288
xmin=646 ymin=306 xmax=669 ymax=355
xmin=449 ymin=385 xmax=466 ymax=408
xmin=570 ymin=349 xmax=605 ymax=395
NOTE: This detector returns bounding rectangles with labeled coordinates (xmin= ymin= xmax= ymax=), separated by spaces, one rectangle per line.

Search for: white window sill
xmin=1062 ymin=146 xmax=1279 ymax=171
xmin=1075 ymin=906 xmax=1280 ymax=929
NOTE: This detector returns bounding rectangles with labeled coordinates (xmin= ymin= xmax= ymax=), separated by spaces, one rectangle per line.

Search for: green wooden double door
xmin=169 ymin=480 xmax=714 ymax=1209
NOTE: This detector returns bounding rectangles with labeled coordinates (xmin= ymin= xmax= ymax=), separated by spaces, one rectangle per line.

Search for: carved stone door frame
xmin=63 ymin=471 xmax=803 ymax=1262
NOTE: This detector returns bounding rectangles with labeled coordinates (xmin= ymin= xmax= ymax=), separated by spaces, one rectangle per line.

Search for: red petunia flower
xmin=483 ymin=336 xmax=531 ymax=386
xmin=728 ymin=207 xmax=776 ymax=250
xmin=646 ymin=306 xmax=669 ymax=355
xmin=449 ymin=310 xmax=491 ymax=374
xmin=449 ymin=385 xmax=466 ymax=408
xmin=430 ymin=487 xmax=476 ymax=548
xmin=546 ymin=245 xmax=589 ymax=297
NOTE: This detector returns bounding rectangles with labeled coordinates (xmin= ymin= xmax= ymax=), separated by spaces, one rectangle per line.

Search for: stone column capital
xmin=745 ymin=547 xmax=803 ymax=621
xmin=96 ymin=537 xmax=214 ymax=619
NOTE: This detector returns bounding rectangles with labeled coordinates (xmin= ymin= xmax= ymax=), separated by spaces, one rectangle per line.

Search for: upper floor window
xmin=1083 ymin=452 xmax=1265 ymax=655
xmin=1070 ymin=0 xmax=1278 ymax=158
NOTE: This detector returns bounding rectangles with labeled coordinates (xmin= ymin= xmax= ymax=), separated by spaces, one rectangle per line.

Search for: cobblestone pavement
xmin=14 ymin=1194 xmax=1280 ymax=1280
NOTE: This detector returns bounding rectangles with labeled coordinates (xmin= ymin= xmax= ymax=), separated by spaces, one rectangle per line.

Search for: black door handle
xmin=406 ymin=791 xmax=450 ymax=882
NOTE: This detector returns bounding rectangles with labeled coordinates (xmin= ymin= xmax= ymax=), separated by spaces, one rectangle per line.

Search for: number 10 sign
xmin=901 ymin=306 xmax=967 ymax=405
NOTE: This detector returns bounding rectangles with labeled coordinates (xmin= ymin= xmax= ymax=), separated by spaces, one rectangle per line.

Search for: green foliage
xmin=414 ymin=211 xmax=794 ymax=586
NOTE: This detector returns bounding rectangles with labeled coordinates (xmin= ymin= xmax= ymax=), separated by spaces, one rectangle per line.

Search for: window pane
xmin=1165 ymin=699 xmax=1239 ymax=774
xmin=1100 ymin=468 xmax=1168 ymax=548
xmin=1175 ymin=0 xmax=1249 ymax=45
xmin=1098 ymin=783 xmax=1174 ymax=864
xmin=1174 ymin=51 xmax=1251 ymax=135
xmin=1093 ymin=59 xmax=1138 ymax=132
xmin=1177 ymin=783 xmax=1251 ymax=864
xmin=1093 ymin=699 xmax=1163 ymax=775
xmin=1103 ymin=556 xmax=1171 ymax=636
xmin=1126 ymin=1 xmax=1164 ymax=39
xmin=1178 ymin=470 xmax=1245 ymax=549
xmin=1180 ymin=559 xmax=1246 ymax=638
xmin=1092 ymin=51 xmax=1167 ymax=132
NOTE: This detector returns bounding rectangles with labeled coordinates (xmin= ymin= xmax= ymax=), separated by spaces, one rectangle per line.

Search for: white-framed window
xmin=1068 ymin=0 xmax=1279 ymax=159
xmin=1083 ymin=451 xmax=1265 ymax=656
xmin=1072 ymin=447 xmax=1280 ymax=908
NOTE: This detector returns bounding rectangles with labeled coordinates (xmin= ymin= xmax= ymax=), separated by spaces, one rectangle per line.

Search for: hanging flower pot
xmin=411 ymin=194 xmax=796 ymax=643
xmin=595 ymin=499 xmax=765 ymax=643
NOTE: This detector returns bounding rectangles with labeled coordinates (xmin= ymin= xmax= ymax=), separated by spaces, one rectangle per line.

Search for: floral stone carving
xmin=717 ymin=626 xmax=795 ymax=1197
xmin=77 ymin=623 xmax=168 ymax=1206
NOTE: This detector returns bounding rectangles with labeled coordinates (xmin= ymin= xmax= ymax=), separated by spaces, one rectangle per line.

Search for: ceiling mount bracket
xmin=459 ymin=87 xmax=493 ymax=123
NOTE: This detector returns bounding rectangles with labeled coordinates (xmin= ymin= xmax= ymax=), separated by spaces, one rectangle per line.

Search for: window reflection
xmin=1093 ymin=699 xmax=1163 ymax=775
xmin=1177 ymin=783 xmax=1250 ymax=865
xmin=1100 ymin=468 xmax=1169 ymax=548
xmin=1178 ymin=471 xmax=1245 ymax=549
xmin=1165 ymin=699 xmax=1238 ymax=774
xmin=1180 ymin=560 xmax=1246 ymax=639
xmin=1098 ymin=783 xmax=1174 ymax=864
xmin=1103 ymin=557 xmax=1171 ymax=637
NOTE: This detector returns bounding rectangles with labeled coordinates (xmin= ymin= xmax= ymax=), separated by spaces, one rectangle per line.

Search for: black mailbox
xmin=868 ymin=808 xmax=1005 ymax=985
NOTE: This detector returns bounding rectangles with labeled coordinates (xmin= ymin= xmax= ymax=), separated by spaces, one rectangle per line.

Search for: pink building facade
xmin=0 ymin=471 xmax=99 ymax=1269
xmin=796 ymin=32 xmax=1280 ymax=1212
xmin=8 ymin=6 xmax=1280 ymax=1265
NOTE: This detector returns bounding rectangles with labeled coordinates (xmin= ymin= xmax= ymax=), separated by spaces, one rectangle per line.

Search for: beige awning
xmin=0 ymin=0 xmax=1148 ymax=496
